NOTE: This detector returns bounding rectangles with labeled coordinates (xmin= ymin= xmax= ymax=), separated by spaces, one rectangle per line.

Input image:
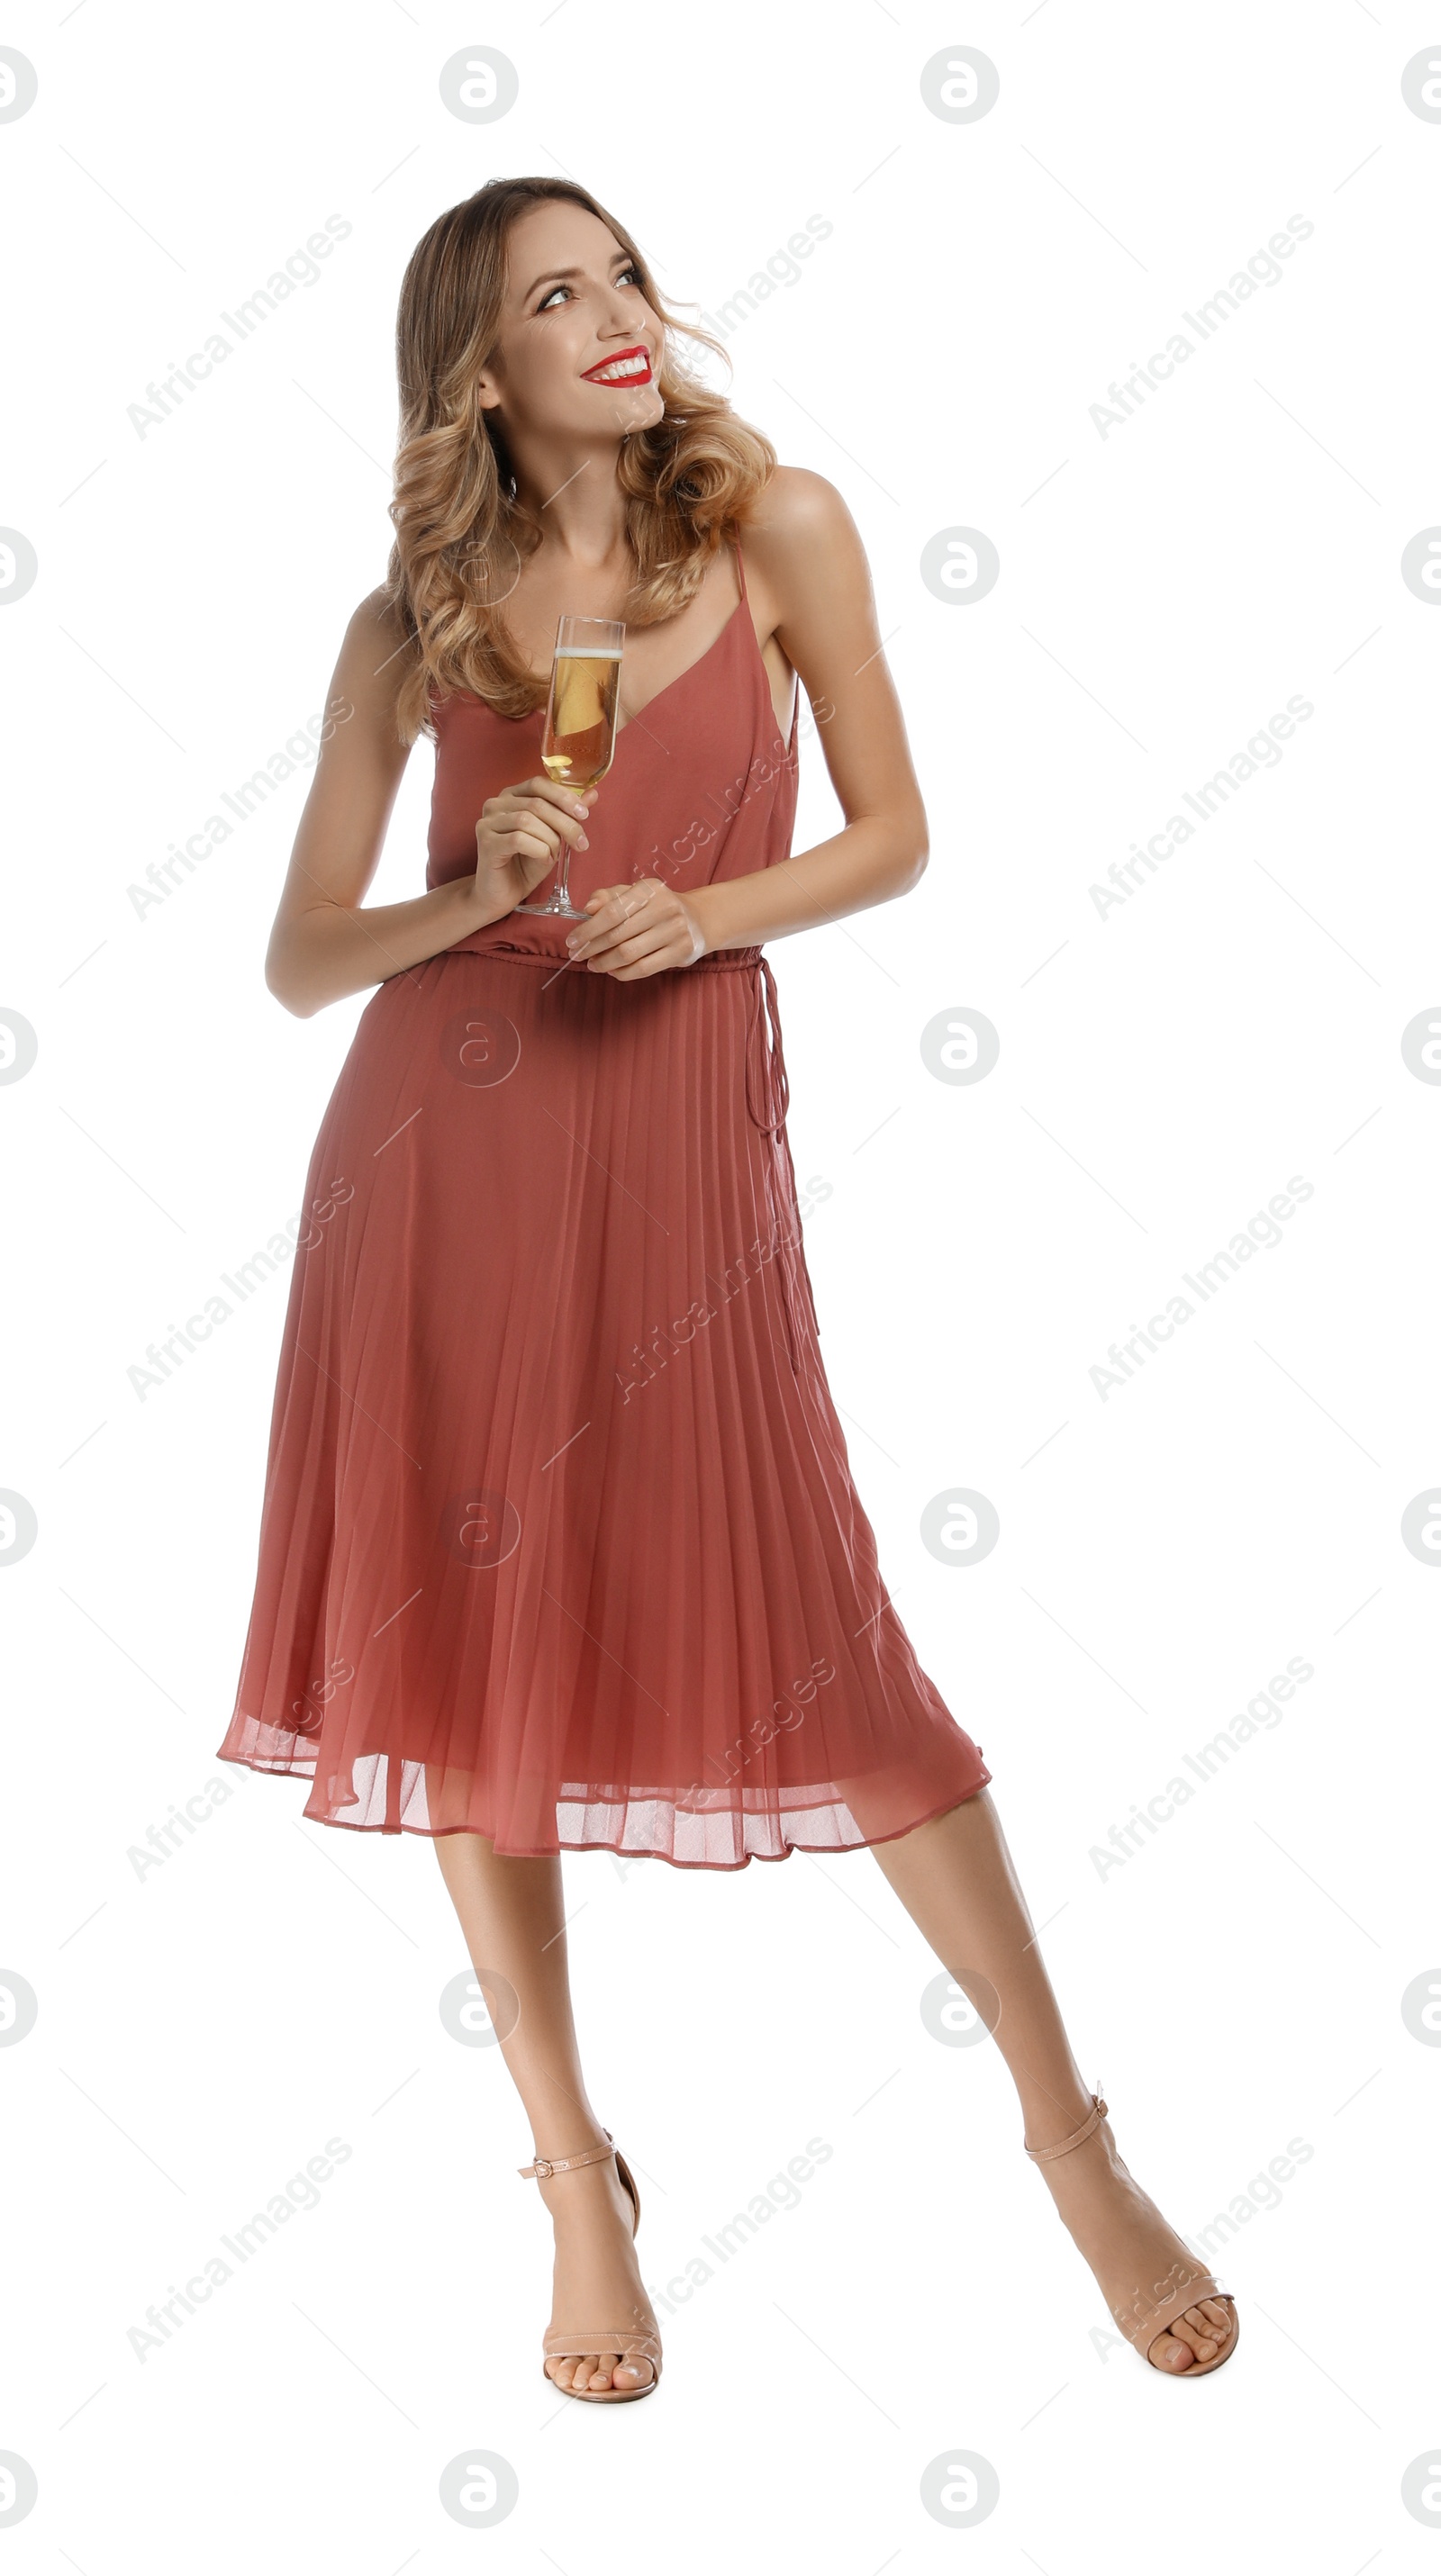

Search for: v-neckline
xmin=610 ymin=592 xmax=746 ymax=740
xmin=455 ymin=546 xmax=797 ymax=746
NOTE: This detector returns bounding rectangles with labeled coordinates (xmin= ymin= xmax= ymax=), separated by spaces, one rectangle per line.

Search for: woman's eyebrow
xmin=522 ymin=253 xmax=632 ymax=302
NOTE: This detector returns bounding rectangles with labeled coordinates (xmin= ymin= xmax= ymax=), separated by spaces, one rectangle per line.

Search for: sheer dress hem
xmin=215 ymin=1737 xmax=992 ymax=1868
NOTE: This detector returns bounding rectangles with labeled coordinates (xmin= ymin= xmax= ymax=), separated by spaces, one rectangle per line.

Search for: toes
xmin=1145 ymin=2290 xmax=1239 ymax=2372
xmin=1182 ymin=2300 xmax=1236 ymax=2357
xmin=552 ymin=2350 xmax=654 ymax=2394
xmin=1151 ymin=2301 xmax=1236 ymax=2371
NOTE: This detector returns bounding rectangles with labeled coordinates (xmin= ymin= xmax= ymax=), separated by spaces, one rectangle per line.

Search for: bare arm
xmin=566 ymin=468 xmax=929 ymax=977
xmin=266 ymin=590 xmax=596 ymax=1017
xmin=696 ymin=466 xmax=928 ymax=947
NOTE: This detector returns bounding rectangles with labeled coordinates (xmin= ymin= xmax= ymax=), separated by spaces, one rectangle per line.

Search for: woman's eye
xmin=538 ymin=267 xmax=640 ymax=314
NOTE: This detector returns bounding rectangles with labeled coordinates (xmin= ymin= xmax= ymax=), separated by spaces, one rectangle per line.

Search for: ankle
xmin=521 ymin=2118 xmax=612 ymax=2168
xmin=537 ymin=2158 xmax=629 ymax=2224
xmin=1021 ymin=2084 xmax=1106 ymax=2158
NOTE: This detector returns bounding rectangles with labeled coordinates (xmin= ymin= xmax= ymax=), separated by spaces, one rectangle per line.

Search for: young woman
xmin=217 ymin=176 xmax=1237 ymax=2401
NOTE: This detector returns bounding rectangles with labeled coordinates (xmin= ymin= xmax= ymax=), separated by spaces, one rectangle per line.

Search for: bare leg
xmin=432 ymin=1829 xmax=659 ymax=2393
xmin=868 ymin=1789 xmax=1236 ymax=2372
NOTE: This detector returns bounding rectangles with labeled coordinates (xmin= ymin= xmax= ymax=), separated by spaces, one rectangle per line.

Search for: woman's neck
xmin=507 ymin=443 xmax=630 ymax=572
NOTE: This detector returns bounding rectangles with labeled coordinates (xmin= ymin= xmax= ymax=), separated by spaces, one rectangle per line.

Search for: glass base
xmin=513 ymin=890 xmax=588 ymax=920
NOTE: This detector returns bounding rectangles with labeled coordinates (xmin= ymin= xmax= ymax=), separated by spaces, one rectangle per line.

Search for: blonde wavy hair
xmin=382 ymin=176 xmax=777 ymax=743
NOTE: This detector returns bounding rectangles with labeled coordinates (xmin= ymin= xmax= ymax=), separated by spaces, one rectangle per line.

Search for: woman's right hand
xmin=473 ymin=776 xmax=598 ymax=919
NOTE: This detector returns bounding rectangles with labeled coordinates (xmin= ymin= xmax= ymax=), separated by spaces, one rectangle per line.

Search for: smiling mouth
xmin=581 ymin=345 xmax=653 ymax=386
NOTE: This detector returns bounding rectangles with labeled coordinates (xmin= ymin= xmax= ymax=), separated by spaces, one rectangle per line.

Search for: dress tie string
xmin=744 ymin=954 xmax=790 ymax=1138
xmin=741 ymin=955 xmax=805 ymax=1375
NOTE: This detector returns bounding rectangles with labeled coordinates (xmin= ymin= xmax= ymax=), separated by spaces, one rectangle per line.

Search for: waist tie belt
xmin=742 ymin=953 xmax=790 ymax=1140
xmin=735 ymin=954 xmax=804 ymax=1374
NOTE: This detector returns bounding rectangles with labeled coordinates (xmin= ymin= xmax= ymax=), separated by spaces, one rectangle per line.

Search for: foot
xmin=535 ymin=2149 xmax=660 ymax=2396
xmin=1029 ymin=2100 xmax=1237 ymax=2373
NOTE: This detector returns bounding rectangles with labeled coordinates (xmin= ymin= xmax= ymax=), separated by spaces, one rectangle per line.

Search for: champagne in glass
xmin=515 ymin=614 xmax=625 ymax=919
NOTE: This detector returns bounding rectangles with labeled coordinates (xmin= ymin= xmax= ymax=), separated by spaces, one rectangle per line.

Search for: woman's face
xmin=477 ymin=200 xmax=666 ymax=447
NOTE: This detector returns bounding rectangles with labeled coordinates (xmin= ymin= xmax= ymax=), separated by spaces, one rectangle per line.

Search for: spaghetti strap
xmin=734 ymin=534 xmax=748 ymax=603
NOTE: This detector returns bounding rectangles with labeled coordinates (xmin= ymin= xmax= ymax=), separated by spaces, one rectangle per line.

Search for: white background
xmin=3 ymin=0 xmax=1437 ymax=2564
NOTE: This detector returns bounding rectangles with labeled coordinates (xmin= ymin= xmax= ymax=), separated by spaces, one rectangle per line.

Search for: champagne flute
xmin=515 ymin=614 xmax=625 ymax=918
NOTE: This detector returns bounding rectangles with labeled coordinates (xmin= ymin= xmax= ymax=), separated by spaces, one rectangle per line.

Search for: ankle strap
xmin=1025 ymin=2089 xmax=1108 ymax=2163
xmin=519 ymin=2127 xmax=615 ymax=2182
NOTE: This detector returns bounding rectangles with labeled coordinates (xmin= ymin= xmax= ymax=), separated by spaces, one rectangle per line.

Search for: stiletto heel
xmin=519 ymin=2128 xmax=662 ymax=2402
xmin=1024 ymin=2087 xmax=1240 ymax=2378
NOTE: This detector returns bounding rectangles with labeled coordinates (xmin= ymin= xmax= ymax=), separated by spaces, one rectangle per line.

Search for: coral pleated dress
xmin=216 ymin=540 xmax=991 ymax=1863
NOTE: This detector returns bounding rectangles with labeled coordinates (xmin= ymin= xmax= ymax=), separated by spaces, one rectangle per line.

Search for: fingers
xmin=509 ymin=822 xmax=566 ymax=867
xmin=597 ymin=935 xmax=674 ymax=980
xmin=568 ymin=886 xmax=651 ymax=958
xmin=564 ymin=881 xmax=702 ymax=980
xmin=584 ymin=926 xmax=688 ymax=980
xmin=476 ymin=812 xmax=560 ymax=873
xmin=479 ymin=778 xmax=596 ymax=859
xmin=568 ymin=880 xmax=669 ymax=956
xmin=519 ymin=774 xmax=597 ymax=817
xmin=516 ymin=776 xmax=596 ymax=849
xmin=541 ymin=775 xmax=599 ymax=809
xmin=505 ymin=804 xmax=580 ymax=858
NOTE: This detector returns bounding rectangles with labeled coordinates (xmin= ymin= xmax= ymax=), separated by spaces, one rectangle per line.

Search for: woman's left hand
xmin=565 ymin=880 xmax=708 ymax=979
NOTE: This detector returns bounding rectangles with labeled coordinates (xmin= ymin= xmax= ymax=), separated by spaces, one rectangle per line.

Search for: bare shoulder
xmin=324 ymin=584 xmax=422 ymax=743
xmin=739 ymin=467 xmax=871 ymax=641
xmin=345 ymin=583 xmax=415 ymax=681
xmin=741 ymin=465 xmax=858 ymax=564
xmin=350 ymin=583 xmax=401 ymax=629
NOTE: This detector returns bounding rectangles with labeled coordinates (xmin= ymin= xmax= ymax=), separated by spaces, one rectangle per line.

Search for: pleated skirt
xmin=216 ymin=943 xmax=991 ymax=1863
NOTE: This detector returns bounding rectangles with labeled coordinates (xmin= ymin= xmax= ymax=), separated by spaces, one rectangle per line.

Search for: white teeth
xmin=589 ymin=353 xmax=648 ymax=384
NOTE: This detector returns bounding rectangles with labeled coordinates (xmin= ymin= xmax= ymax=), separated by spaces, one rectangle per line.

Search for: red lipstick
xmin=580 ymin=343 xmax=654 ymax=386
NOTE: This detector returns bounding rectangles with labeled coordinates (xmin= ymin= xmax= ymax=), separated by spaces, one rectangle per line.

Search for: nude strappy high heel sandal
xmin=519 ymin=2128 xmax=663 ymax=2402
xmin=1024 ymin=2087 xmax=1240 ymax=2378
